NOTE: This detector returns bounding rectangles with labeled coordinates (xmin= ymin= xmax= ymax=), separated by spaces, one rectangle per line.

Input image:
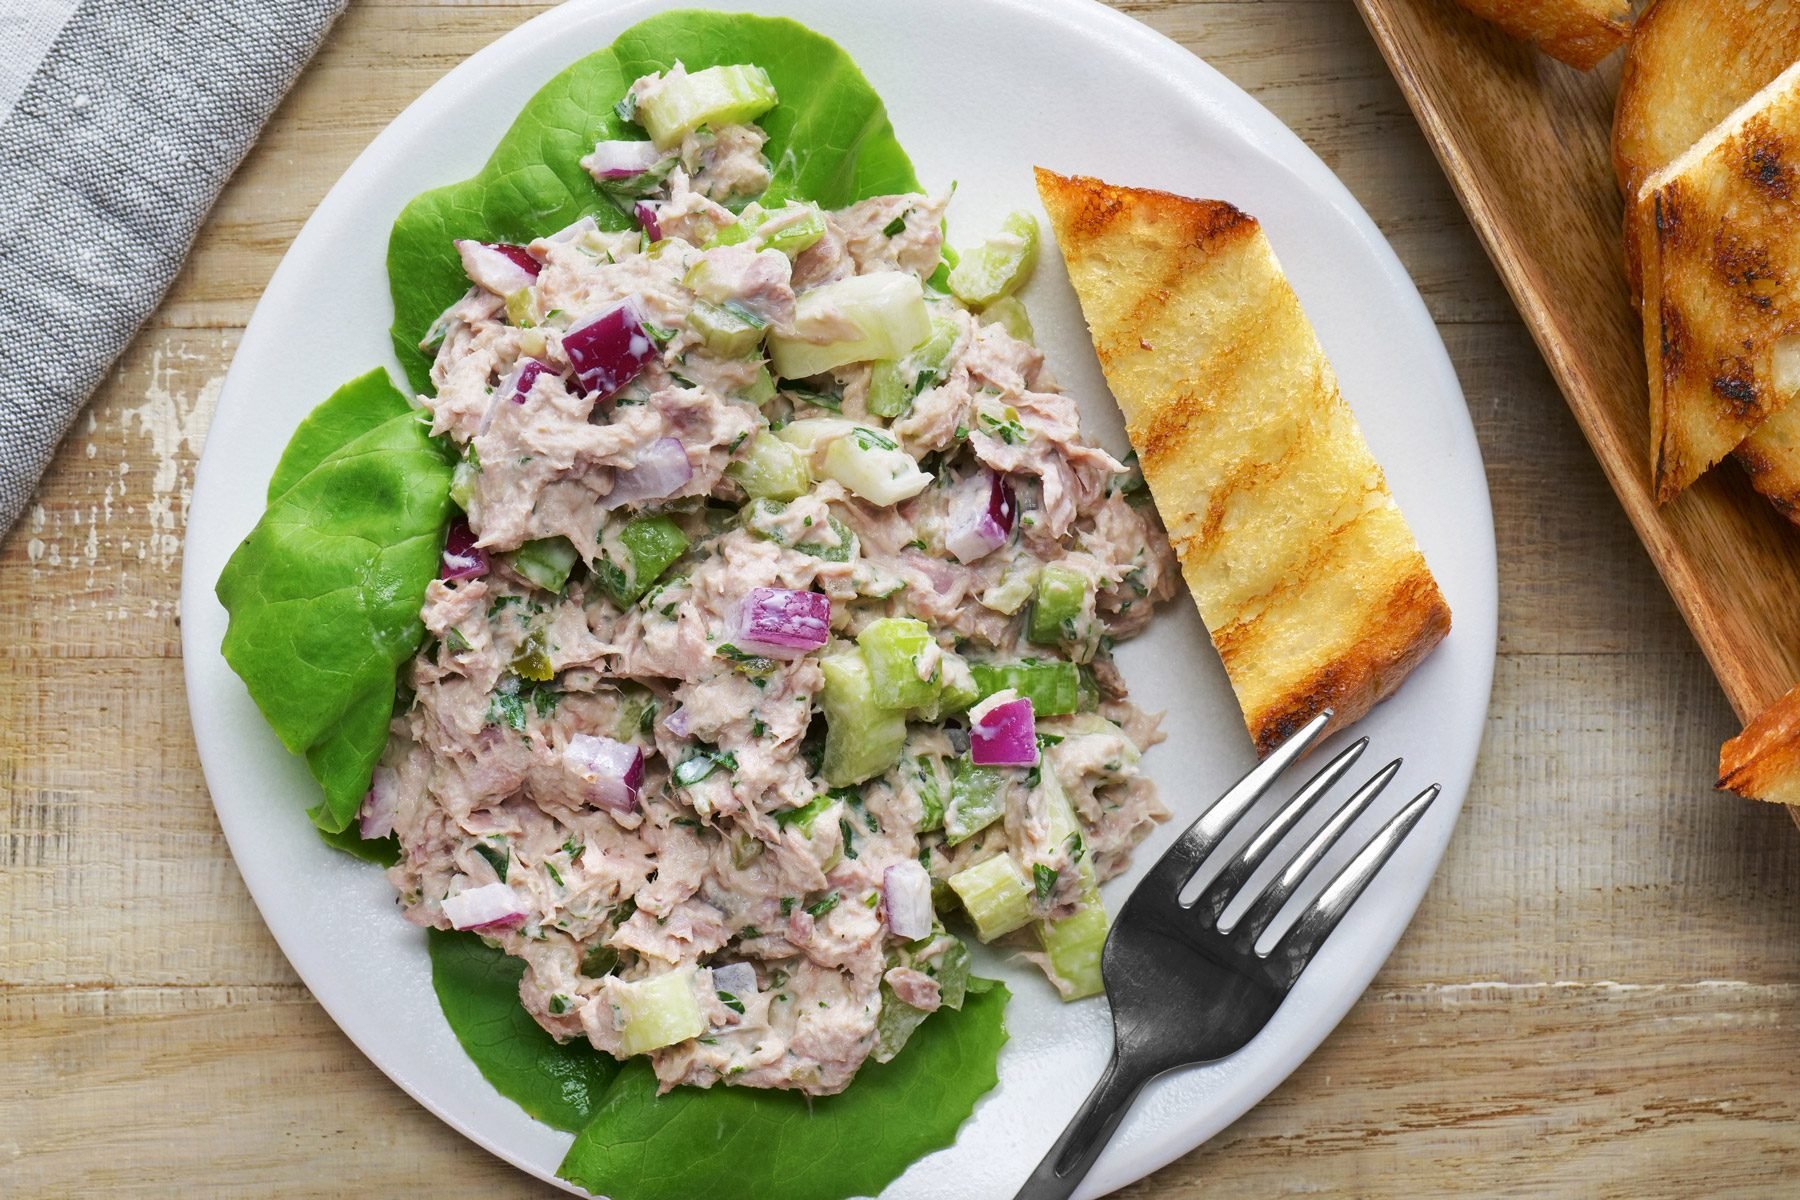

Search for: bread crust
xmin=1720 ymin=682 xmax=1800 ymax=806
xmin=1452 ymin=0 xmax=1629 ymax=70
xmin=1035 ymin=169 xmax=1452 ymax=753
xmin=1613 ymin=0 xmax=1800 ymax=294
xmin=1637 ymin=63 xmax=1800 ymax=502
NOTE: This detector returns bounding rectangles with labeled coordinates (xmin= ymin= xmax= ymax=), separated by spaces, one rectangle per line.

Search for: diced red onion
xmin=440 ymin=517 xmax=488 ymax=581
xmin=455 ymin=238 xmax=539 ymax=295
xmin=634 ymin=201 xmax=664 ymax=242
xmin=664 ymin=706 xmax=692 ymax=738
xmin=969 ymin=691 xmax=1038 ymax=767
xmin=477 ymin=359 xmax=553 ymax=437
xmin=358 ymin=766 xmax=398 ymax=839
xmin=585 ymin=139 xmax=668 ymax=178
xmin=563 ymin=298 xmax=658 ymax=398
xmin=710 ymin=961 xmax=757 ymax=997
xmin=601 ymin=437 xmax=692 ymax=511
xmin=488 ymin=243 xmax=541 ymax=276
xmin=443 ymin=882 xmax=529 ymax=932
xmin=883 ymin=861 xmax=935 ymax=940
xmin=945 ymin=470 xmax=1017 ymax=564
xmin=728 ymin=588 xmax=830 ymax=659
xmin=564 ymin=733 xmax=644 ymax=813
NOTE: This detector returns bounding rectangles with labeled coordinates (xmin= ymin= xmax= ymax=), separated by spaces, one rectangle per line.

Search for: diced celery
xmin=689 ymin=300 xmax=766 ymax=357
xmin=948 ymin=854 xmax=1034 ymax=942
xmin=947 ymin=211 xmax=1040 ymax=307
xmin=821 ymin=427 xmax=932 ymax=505
xmin=598 ymin=515 xmax=688 ymax=607
xmin=768 ymin=273 xmax=931 ymax=380
xmin=911 ymin=650 xmax=977 ymax=722
xmin=978 ymin=561 xmax=1040 ymax=615
xmin=907 ymin=314 xmax=959 ymax=388
xmin=760 ymin=206 xmax=827 ymax=257
xmin=980 ymin=295 xmax=1035 ymax=344
xmin=727 ymin=430 xmax=811 ymax=500
xmin=1037 ymin=893 xmax=1108 ymax=1000
xmin=706 ymin=219 xmax=752 ymax=248
xmin=775 ymin=417 xmax=855 ymax=459
xmin=634 ymin=64 xmax=778 ymax=149
xmin=866 ymin=313 xmax=958 ymax=419
xmin=866 ymin=360 xmax=910 ymax=419
xmin=970 ymin=659 xmax=1082 ymax=716
xmin=1027 ymin=564 xmax=1091 ymax=645
xmin=819 ymin=652 xmax=907 ymax=786
xmin=505 ymin=288 xmax=536 ymax=327
xmin=944 ymin=761 xmax=1007 ymax=845
xmin=450 ymin=457 xmax=479 ymax=511
xmin=1077 ymin=664 xmax=1101 ymax=713
xmin=614 ymin=967 xmax=706 ymax=1055
xmin=704 ymin=202 xmax=827 ymax=258
xmin=900 ymin=752 xmax=948 ymax=831
xmin=742 ymin=362 xmax=777 ymax=406
xmin=857 ymin=617 xmax=939 ymax=709
xmin=507 ymin=536 xmax=579 ymax=592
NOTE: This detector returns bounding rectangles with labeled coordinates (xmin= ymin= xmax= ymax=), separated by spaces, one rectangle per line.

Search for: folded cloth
xmin=0 ymin=0 xmax=348 ymax=536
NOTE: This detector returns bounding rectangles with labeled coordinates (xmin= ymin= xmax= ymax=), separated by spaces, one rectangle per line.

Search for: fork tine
xmin=1189 ymin=737 xmax=1369 ymax=923
xmin=1266 ymin=783 xmax=1440 ymax=970
xmin=1226 ymin=757 xmax=1401 ymax=939
xmin=1135 ymin=710 xmax=1334 ymax=902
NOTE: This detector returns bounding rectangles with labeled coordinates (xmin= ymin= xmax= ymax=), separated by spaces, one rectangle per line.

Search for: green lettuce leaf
xmin=428 ymin=930 xmax=621 ymax=1132
xmin=215 ymin=369 xmax=453 ymax=832
xmin=557 ymin=982 xmax=1010 ymax=1200
xmin=386 ymin=8 xmax=919 ymax=393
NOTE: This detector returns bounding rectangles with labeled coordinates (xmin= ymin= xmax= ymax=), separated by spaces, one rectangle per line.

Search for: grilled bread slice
xmin=1451 ymin=0 xmax=1629 ymax=70
xmin=1735 ymin=379 xmax=1800 ymax=522
xmin=1635 ymin=60 xmax=1800 ymax=503
xmin=1034 ymin=169 xmax=1451 ymax=753
xmin=1719 ymin=683 xmax=1800 ymax=806
xmin=1613 ymin=0 xmax=1800 ymax=297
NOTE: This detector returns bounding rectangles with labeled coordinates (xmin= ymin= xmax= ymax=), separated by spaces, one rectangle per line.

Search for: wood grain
xmin=6 ymin=1 xmax=1800 ymax=1196
xmin=1351 ymin=0 xmax=1800 ymax=730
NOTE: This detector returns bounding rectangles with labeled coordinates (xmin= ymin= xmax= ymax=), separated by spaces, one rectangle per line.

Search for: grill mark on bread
xmin=1637 ymin=60 xmax=1800 ymax=501
xmin=1037 ymin=168 xmax=1451 ymax=752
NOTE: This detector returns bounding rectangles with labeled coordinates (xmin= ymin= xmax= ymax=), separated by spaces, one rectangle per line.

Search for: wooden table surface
xmin=6 ymin=1 xmax=1799 ymax=1195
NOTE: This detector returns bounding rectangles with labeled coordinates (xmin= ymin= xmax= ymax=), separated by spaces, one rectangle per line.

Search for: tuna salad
xmin=365 ymin=62 xmax=1180 ymax=1098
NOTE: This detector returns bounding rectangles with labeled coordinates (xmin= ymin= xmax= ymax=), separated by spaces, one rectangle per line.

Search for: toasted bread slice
xmin=1613 ymin=0 xmax=1800 ymax=296
xmin=1451 ymin=0 xmax=1629 ymax=70
xmin=1736 ymin=370 xmax=1800 ymax=523
xmin=1719 ymin=682 xmax=1800 ymax=806
xmin=1636 ymin=60 xmax=1800 ymax=502
xmin=1034 ymin=169 xmax=1451 ymax=753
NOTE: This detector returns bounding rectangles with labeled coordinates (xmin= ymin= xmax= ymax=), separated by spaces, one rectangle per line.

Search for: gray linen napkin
xmin=0 ymin=0 xmax=348 ymax=536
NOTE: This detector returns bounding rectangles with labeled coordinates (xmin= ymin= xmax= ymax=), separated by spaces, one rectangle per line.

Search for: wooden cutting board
xmin=1353 ymin=0 xmax=1800 ymax=747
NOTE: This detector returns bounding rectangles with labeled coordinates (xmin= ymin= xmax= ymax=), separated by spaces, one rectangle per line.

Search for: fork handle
xmin=1013 ymin=1049 xmax=1157 ymax=1200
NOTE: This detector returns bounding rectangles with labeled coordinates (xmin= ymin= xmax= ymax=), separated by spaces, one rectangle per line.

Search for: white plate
xmin=180 ymin=1 xmax=1497 ymax=1195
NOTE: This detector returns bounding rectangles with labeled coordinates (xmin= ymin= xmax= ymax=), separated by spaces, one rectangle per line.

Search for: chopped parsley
xmin=1033 ymin=864 xmax=1059 ymax=902
xmin=804 ymin=892 xmax=841 ymax=918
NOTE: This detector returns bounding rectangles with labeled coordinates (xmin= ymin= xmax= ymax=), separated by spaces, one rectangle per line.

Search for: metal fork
xmin=1014 ymin=710 xmax=1441 ymax=1200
